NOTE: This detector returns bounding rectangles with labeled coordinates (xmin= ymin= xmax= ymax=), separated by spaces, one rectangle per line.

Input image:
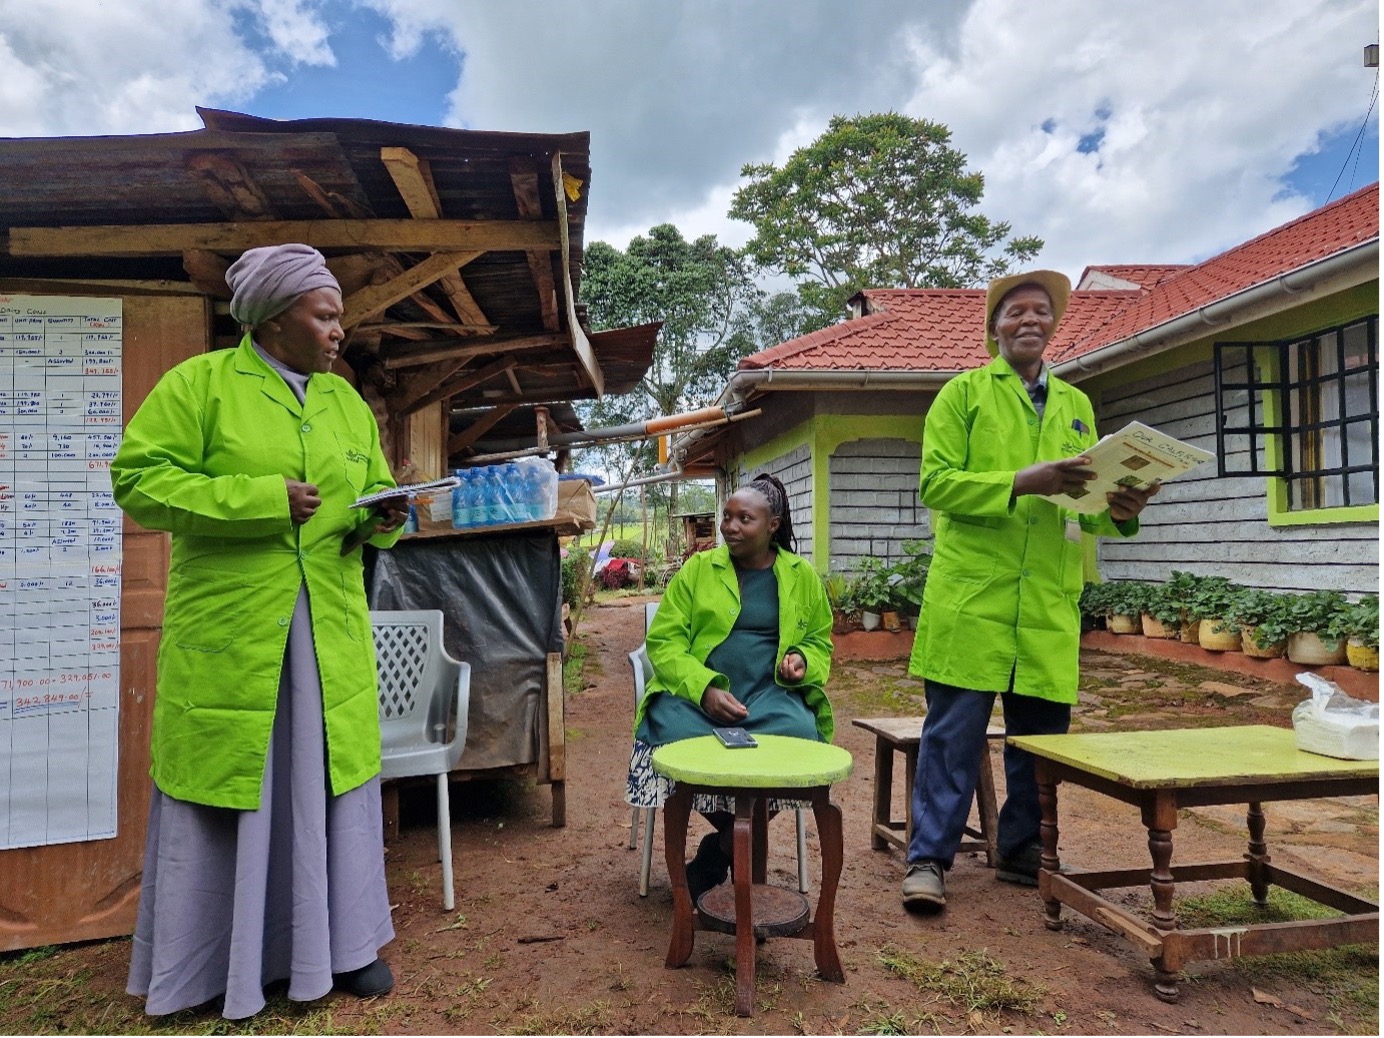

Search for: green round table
xmin=652 ymin=734 xmax=853 ymax=1018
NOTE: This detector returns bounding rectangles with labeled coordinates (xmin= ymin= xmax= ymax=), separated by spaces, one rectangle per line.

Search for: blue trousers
xmin=906 ymin=679 xmax=1070 ymax=869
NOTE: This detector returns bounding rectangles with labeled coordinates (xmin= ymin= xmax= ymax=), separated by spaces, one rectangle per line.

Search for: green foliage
xmin=730 ymin=112 xmax=1044 ymax=328
xmin=1182 ymin=574 xmax=1241 ymax=622
xmin=887 ymin=540 xmax=931 ymax=613
xmin=1224 ymin=588 xmax=1295 ymax=647
xmin=1284 ymin=589 xmax=1352 ymax=641
xmin=1098 ymin=579 xmax=1153 ymax=617
xmin=822 ymin=572 xmax=852 ymax=614
xmin=609 ymin=538 xmax=660 ymax=566
xmin=560 ymin=547 xmax=589 ymax=609
xmin=850 ymin=557 xmax=894 ymax=613
xmin=1142 ymin=579 xmax=1189 ymax=625
xmin=1345 ymin=594 xmax=1379 ymax=649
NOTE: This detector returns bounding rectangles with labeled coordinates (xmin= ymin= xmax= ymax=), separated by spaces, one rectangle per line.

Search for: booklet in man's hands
xmin=350 ymin=476 xmax=460 ymax=512
xmin=1043 ymin=421 xmax=1214 ymax=515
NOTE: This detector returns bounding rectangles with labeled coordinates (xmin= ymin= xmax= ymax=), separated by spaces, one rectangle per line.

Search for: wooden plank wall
xmin=1094 ymin=359 xmax=1377 ymax=595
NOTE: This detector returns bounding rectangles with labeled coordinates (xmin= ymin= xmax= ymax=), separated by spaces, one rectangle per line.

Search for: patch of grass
xmin=562 ymin=638 xmax=589 ymax=695
xmin=878 ymin=945 xmax=1044 ymax=1017
xmin=500 ymin=998 xmax=612 ymax=1035
xmin=1174 ymin=887 xmax=1378 ymax=1033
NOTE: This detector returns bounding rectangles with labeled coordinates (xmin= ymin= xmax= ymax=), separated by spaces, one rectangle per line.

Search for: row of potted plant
xmin=824 ymin=541 xmax=931 ymax=633
xmin=1080 ymin=571 xmax=1379 ymax=671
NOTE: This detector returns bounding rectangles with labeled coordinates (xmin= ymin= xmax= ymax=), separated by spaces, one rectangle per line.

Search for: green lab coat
xmin=635 ymin=545 xmax=835 ymax=742
xmin=111 ymin=335 xmax=401 ymax=809
xmin=907 ymin=356 xmax=1137 ymax=703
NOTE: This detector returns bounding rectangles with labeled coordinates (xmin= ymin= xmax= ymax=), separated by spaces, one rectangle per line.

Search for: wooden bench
xmin=851 ymin=716 xmax=1004 ymax=866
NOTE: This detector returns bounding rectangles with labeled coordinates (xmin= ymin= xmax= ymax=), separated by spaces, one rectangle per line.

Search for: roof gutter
xmin=1054 ymin=239 xmax=1379 ymax=381
xmin=670 ymin=368 xmax=953 ymax=463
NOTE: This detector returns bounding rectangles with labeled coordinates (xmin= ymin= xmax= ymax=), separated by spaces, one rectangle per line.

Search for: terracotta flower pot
xmin=1179 ymin=618 xmax=1201 ymax=644
xmin=1107 ymin=613 xmax=1141 ymax=635
xmin=882 ymin=610 xmax=901 ymax=633
xmin=1198 ymin=618 xmax=1240 ymax=652
xmin=1346 ymin=638 xmax=1379 ymax=672
xmin=1240 ymin=627 xmax=1286 ymax=659
xmin=1287 ymin=631 xmax=1348 ymax=666
xmin=861 ymin=611 xmax=881 ymax=632
xmin=1141 ymin=614 xmax=1178 ymax=639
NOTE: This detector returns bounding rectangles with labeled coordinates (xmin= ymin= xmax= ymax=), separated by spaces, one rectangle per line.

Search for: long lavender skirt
xmin=127 ymin=586 xmax=394 ymax=1019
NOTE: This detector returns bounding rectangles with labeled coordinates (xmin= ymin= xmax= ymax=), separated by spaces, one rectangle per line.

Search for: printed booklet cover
xmin=1044 ymin=421 xmax=1214 ymax=515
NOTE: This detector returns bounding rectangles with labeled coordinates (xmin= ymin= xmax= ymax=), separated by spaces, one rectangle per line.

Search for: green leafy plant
xmin=1345 ymin=594 xmax=1379 ymax=649
xmin=1224 ymin=588 xmax=1294 ymax=648
xmin=1182 ymin=574 xmax=1241 ymax=626
xmin=1142 ymin=579 xmax=1188 ymax=625
xmin=823 ymin=572 xmax=854 ymax=615
xmin=560 ymin=547 xmax=590 ymax=608
xmin=1284 ymin=589 xmax=1352 ymax=642
xmin=887 ymin=540 xmax=931 ymax=615
xmin=851 ymin=557 xmax=893 ymax=613
xmin=1079 ymin=581 xmax=1113 ymax=626
xmin=1101 ymin=580 xmax=1154 ymax=618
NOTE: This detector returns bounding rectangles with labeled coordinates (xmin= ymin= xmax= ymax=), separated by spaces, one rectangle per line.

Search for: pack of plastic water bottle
xmin=451 ymin=458 xmax=559 ymax=529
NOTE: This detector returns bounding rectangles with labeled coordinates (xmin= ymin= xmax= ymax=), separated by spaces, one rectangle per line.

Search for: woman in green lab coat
xmin=901 ymin=271 xmax=1158 ymax=911
xmin=114 ymin=245 xmax=408 ymax=1018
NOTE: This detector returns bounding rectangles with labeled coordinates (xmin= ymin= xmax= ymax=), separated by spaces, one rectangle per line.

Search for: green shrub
xmin=1183 ymin=574 xmax=1241 ymax=622
xmin=851 ymin=557 xmax=893 ymax=613
xmin=1345 ymin=594 xmax=1379 ymax=649
xmin=887 ymin=540 xmax=931 ymax=614
xmin=1224 ymin=588 xmax=1294 ymax=647
xmin=1284 ymin=589 xmax=1352 ymax=641
xmin=1102 ymin=580 xmax=1154 ymax=617
xmin=560 ymin=547 xmax=589 ymax=608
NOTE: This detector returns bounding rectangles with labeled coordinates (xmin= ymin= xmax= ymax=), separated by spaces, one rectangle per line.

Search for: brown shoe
xmin=901 ymin=861 xmax=946 ymax=908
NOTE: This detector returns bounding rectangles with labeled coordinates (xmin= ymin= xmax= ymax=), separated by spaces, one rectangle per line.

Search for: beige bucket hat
xmin=983 ymin=269 xmax=1072 ymax=357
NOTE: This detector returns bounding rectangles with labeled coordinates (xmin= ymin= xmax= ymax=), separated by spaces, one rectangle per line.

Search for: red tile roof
xmin=735 ymin=183 xmax=1379 ymax=375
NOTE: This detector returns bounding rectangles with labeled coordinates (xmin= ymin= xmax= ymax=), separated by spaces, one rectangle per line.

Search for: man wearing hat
xmin=901 ymin=270 xmax=1157 ymax=910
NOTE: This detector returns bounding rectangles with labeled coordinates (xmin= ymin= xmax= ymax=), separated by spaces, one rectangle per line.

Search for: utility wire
xmin=1327 ymin=70 xmax=1379 ymax=202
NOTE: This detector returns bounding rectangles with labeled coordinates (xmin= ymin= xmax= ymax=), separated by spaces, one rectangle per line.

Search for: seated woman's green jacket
xmin=635 ymin=545 xmax=835 ymax=742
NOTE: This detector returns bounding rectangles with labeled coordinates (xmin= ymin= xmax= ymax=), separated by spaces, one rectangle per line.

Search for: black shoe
xmin=333 ymin=958 xmax=394 ymax=998
xmin=685 ymin=831 xmax=730 ymax=905
xmin=995 ymin=844 xmax=1044 ymax=886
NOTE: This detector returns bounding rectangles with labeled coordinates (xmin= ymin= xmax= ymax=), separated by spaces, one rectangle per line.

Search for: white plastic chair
xmin=372 ymin=609 xmax=472 ymax=912
xmin=631 ymin=601 xmax=810 ymax=896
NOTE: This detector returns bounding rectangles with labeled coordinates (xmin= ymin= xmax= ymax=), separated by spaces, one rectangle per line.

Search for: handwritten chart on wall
xmin=0 ymin=296 xmax=122 ymax=851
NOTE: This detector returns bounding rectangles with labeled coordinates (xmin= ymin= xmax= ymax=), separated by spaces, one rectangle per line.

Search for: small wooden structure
xmin=675 ymin=510 xmax=717 ymax=553
xmin=0 ymin=110 xmax=655 ymax=952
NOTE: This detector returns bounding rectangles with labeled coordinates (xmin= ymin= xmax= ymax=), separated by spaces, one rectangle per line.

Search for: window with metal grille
xmin=1214 ymin=316 xmax=1378 ymax=511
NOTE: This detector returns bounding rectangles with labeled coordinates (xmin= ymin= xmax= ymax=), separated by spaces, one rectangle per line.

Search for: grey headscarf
xmin=226 ymin=244 xmax=341 ymax=328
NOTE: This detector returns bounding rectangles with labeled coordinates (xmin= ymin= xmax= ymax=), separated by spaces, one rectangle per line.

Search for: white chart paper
xmin=0 ymin=296 xmax=122 ymax=850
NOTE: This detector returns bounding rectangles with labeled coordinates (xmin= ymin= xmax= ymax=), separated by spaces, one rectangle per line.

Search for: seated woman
xmin=625 ymin=473 xmax=834 ymax=901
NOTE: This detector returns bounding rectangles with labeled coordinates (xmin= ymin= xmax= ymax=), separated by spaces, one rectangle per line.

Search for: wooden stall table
xmin=652 ymin=735 xmax=853 ymax=1018
xmin=852 ymin=717 xmax=1004 ymax=864
xmin=1009 ymin=725 xmax=1379 ymax=1003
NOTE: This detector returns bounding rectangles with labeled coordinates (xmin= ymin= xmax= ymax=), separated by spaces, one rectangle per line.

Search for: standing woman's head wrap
xmin=225 ymin=244 xmax=341 ymax=330
xmin=747 ymin=472 xmax=795 ymax=553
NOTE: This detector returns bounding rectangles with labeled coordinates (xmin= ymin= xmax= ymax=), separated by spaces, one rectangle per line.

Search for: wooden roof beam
xmin=9 ymin=219 xmax=560 ymax=257
xmin=380 ymin=146 xmax=493 ymax=329
xmin=186 ymin=152 xmax=276 ymax=220
xmin=395 ymin=355 xmax=518 ymax=417
xmin=551 ymin=153 xmax=603 ymax=395
xmin=510 ymin=157 xmax=560 ymax=331
xmin=382 ymin=332 xmax=565 ymax=370
xmin=448 ymin=403 xmax=517 ymax=455
xmin=342 ymin=250 xmax=481 ymax=327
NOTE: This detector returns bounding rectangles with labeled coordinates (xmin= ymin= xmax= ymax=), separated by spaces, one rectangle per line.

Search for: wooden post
xmin=547 ymin=652 xmax=566 ymax=827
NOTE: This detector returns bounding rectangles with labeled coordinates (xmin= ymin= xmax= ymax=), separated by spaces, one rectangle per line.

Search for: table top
xmin=1009 ymin=725 xmax=1378 ymax=789
xmin=652 ymin=735 xmax=853 ymax=788
xmin=852 ymin=716 xmax=1005 ymax=743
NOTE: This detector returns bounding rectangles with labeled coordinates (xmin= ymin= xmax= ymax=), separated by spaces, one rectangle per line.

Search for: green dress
xmin=636 ymin=565 xmax=817 ymax=746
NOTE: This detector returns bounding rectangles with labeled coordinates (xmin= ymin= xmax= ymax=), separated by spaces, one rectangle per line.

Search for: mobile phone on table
xmin=713 ymin=726 xmax=757 ymax=749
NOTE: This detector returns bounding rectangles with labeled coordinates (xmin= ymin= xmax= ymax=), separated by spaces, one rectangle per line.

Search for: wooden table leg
xmin=871 ymin=735 xmax=892 ymax=851
xmin=903 ymin=745 xmax=918 ymax=847
xmin=732 ymin=795 xmax=756 ymax=1017
xmin=1036 ymin=764 xmax=1063 ymax=931
xmin=811 ymin=788 xmax=846 ymax=983
xmin=1246 ymin=801 xmax=1270 ymax=907
xmin=663 ymin=787 xmax=695 ymax=969
xmin=1142 ymin=791 xmax=1181 ymax=1003
xmin=975 ymin=742 xmax=1000 ymax=867
xmin=751 ymin=797 xmax=769 ymax=884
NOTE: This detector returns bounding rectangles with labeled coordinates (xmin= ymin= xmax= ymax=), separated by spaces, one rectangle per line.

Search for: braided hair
xmin=745 ymin=472 xmax=796 ymax=554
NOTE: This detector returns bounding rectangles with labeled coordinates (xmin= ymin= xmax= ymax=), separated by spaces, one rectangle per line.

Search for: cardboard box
xmin=556 ymin=479 xmax=597 ymax=530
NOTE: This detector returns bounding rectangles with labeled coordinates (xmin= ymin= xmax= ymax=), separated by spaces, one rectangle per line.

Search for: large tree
xmin=730 ymin=112 xmax=1044 ymax=329
xmin=578 ymin=224 xmax=763 ymax=489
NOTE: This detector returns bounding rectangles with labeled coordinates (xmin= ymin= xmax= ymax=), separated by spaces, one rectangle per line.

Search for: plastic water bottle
xmin=478 ymin=467 xmax=500 ymax=526
xmin=451 ymin=470 xmax=471 ymax=528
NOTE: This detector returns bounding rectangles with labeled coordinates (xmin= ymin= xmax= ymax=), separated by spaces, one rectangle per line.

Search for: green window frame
xmin=1213 ymin=315 xmax=1378 ymax=524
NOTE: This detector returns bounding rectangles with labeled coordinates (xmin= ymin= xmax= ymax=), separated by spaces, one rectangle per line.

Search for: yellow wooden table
xmin=1009 ymin=725 xmax=1378 ymax=1003
xmin=652 ymin=735 xmax=853 ymax=1018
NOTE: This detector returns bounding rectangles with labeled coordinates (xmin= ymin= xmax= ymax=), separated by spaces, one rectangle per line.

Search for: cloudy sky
xmin=1 ymin=0 xmax=1377 ymax=284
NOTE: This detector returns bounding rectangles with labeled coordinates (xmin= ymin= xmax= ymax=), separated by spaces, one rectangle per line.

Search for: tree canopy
xmin=730 ymin=112 xmax=1044 ymax=329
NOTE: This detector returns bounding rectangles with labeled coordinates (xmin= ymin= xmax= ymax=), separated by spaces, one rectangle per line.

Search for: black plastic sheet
xmin=366 ymin=530 xmax=563 ymax=771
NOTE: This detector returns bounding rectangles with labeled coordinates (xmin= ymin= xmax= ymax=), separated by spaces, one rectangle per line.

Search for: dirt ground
xmin=1 ymin=593 xmax=1377 ymax=1036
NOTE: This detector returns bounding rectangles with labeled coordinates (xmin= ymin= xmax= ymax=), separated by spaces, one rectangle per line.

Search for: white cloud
xmin=0 ymin=0 xmax=326 ymax=136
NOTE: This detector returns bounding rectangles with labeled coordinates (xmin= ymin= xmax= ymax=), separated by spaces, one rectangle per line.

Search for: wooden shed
xmin=0 ymin=109 xmax=655 ymax=951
